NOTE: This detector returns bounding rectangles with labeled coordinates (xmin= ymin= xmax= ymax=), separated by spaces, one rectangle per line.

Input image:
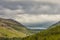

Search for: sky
xmin=0 ymin=0 xmax=60 ymax=24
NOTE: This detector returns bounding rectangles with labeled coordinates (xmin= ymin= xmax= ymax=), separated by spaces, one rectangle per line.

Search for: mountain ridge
xmin=0 ymin=18 xmax=30 ymax=38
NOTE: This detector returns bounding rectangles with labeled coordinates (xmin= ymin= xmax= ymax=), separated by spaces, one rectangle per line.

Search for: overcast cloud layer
xmin=0 ymin=0 xmax=60 ymax=23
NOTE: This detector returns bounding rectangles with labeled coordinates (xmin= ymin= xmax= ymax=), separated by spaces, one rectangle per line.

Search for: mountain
xmin=24 ymin=21 xmax=56 ymax=33
xmin=0 ymin=18 xmax=60 ymax=40
xmin=49 ymin=21 xmax=60 ymax=28
xmin=22 ymin=21 xmax=60 ymax=40
xmin=0 ymin=18 xmax=30 ymax=38
xmin=25 ymin=22 xmax=55 ymax=28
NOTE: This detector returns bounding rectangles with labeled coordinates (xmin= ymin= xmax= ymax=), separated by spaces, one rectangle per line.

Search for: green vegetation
xmin=0 ymin=18 xmax=30 ymax=38
xmin=22 ymin=22 xmax=60 ymax=40
xmin=0 ymin=18 xmax=60 ymax=40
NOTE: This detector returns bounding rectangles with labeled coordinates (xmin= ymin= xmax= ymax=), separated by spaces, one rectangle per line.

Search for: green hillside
xmin=22 ymin=21 xmax=60 ymax=40
xmin=0 ymin=18 xmax=60 ymax=40
xmin=0 ymin=18 xmax=30 ymax=38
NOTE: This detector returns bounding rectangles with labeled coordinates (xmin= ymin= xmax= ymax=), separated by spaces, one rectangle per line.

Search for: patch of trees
xmin=0 ymin=37 xmax=22 ymax=40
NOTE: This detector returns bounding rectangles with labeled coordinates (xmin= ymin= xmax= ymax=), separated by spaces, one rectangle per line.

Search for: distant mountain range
xmin=24 ymin=21 xmax=57 ymax=33
xmin=24 ymin=21 xmax=57 ymax=29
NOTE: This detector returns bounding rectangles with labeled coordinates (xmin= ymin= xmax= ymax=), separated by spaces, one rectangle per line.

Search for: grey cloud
xmin=0 ymin=0 xmax=60 ymax=19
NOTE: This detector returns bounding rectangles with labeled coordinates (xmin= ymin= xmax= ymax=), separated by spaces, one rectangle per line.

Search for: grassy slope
xmin=0 ymin=26 xmax=27 ymax=38
xmin=22 ymin=22 xmax=60 ymax=40
xmin=0 ymin=18 xmax=29 ymax=38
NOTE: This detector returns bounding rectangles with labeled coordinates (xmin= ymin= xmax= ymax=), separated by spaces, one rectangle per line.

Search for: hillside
xmin=0 ymin=18 xmax=60 ymax=40
xmin=22 ymin=21 xmax=60 ymax=40
xmin=0 ymin=18 xmax=30 ymax=38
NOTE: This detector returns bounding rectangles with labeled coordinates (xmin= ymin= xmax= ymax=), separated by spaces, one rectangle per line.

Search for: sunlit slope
xmin=22 ymin=21 xmax=60 ymax=40
xmin=0 ymin=18 xmax=29 ymax=38
xmin=0 ymin=26 xmax=26 ymax=38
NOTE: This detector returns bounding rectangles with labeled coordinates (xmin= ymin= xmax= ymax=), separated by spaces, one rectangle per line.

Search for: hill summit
xmin=0 ymin=18 xmax=30 ymax=38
